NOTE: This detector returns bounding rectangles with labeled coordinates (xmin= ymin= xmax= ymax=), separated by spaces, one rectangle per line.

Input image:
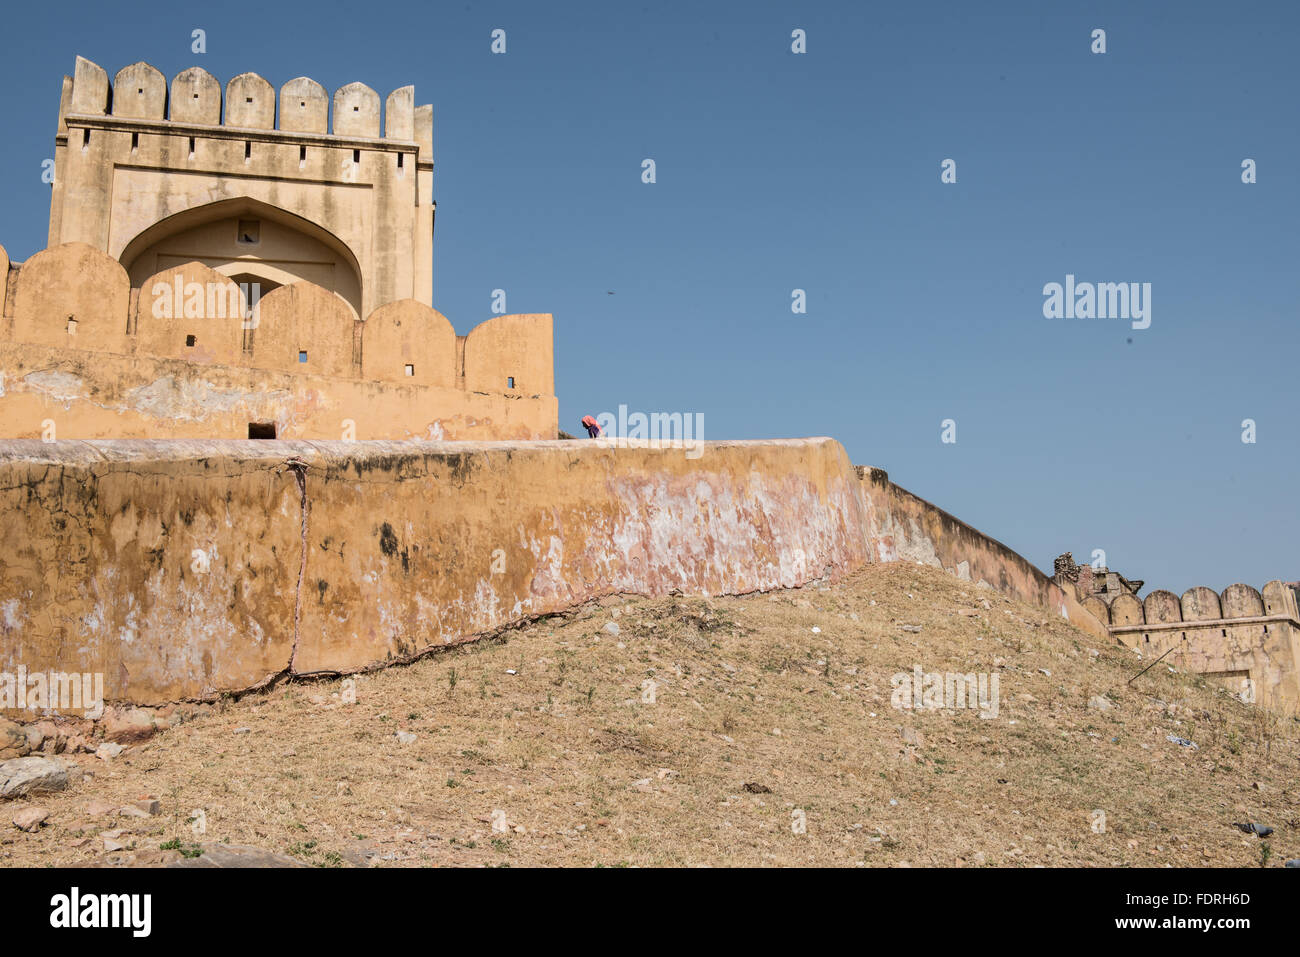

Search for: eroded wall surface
xmin=8 ymin=436 xmax=1263 ymax=710
xmin=0 ymin=438 xmax=872 ymax=703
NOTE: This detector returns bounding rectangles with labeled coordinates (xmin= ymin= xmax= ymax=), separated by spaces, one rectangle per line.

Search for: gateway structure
xmin=0 ymin=56 xmax=555 ymax=441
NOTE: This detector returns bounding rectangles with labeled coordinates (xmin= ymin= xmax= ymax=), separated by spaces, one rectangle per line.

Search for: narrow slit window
xmin=352 ymin=149 xmax=361 ymax=165
xmin=507 ymin=376 xmax=516 ymax=389
xmin=244 ymin=141 xmax=251 ymax=161
xmin=131 ymin=132 xmax=139 ymax=152
xmin=66 ymin=317 xmax=77 ymax=335
xmin=404 ymin=363 xmax=414 ymax=377
xmin=397 ymin=152 xmax=404 ymax=170
xmin=82 ymin=128 xmax=90 ymax=149
xmin=188 ymin=136 xmax=195 ymax=159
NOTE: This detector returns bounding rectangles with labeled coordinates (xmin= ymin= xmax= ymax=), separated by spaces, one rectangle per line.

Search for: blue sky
xmin=0 ymin=0 xmax=1295 ymax=595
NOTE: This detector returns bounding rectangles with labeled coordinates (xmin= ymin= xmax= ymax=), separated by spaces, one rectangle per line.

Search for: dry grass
xmin=4 ymin=562 xmax=1298 ymax=867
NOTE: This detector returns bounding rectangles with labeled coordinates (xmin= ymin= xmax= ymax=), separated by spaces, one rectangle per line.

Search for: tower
xmin=48 ymin=56 xmax=435 ymax=319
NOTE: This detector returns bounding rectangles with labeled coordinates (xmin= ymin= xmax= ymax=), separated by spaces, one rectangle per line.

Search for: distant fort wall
xmin=1093 ymin=583 xmax=1300 ymax=712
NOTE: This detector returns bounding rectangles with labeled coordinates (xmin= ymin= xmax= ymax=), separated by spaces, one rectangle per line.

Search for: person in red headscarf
xmin=580 ymin=415 xmax=602 ymax=438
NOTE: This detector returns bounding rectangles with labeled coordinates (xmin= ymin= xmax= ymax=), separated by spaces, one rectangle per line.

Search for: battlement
xmin=1084 ymin=579 xmax=1300 ymax=712
xmin=48 ymin=57 xmax=437 ymax=321
xmin=0 ymin=241 xmax=556 ymax=441
xmin=60 ymin=57 xmax=431 ymax=153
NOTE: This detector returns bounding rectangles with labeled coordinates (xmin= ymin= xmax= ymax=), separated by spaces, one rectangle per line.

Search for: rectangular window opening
xmin=397 ymin=152 xmax=404 ymax=171
xmin=404 ymin=363 xmax=415 ymax=377
xmin=81 ymin=128 xmax=90 ymax=149
xmin=185 ymin=334 xmax=197 ymax=347
xmin=244 ymin=140 xmax=251 ymax=162
xmin=298 ymin=350 xmax=308 ymax=364
xmin=248 ymin=423 xmax=277 ymax=439
xmin=237 ymin=219 xmax=260 ymax=244
xmin=352 ymin=149 xmax=361 ymax=165
xmin=131 ymin=132 xmax=139 ymax=152
xmin=66 ymin=317 xmax=77 ymax=335
xmin=507 ymin=376 xmax=516 ymax=389
xmin=187 ymin=136 xmax=195 ymax=159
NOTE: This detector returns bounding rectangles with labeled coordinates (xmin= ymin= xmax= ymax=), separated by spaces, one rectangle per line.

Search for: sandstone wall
xmin=1097 ymin=581 xmax=1300 ymax=712
xmin=855 ymin=466 xmax=1108 ymax=639
xmin=0 ymin=243 xmax=557 ymax=441
xmin=7 ymin=437 xmax=1241 ymax=712
xmin=50 ymin=57 xmax=434 ymax=315
xmin=0 ymin=438 xmax=871 ymax=704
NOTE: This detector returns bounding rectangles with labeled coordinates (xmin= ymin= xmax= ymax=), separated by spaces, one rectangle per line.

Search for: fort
xmin=0 ymin=57 xmax=1296 ymax=719
xmin=1 ymin=56 xmax=555 ymax=442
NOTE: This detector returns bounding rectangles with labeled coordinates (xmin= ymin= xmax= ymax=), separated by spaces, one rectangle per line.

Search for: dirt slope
xmin=4 ymin=562 xmax=1297 ymax=867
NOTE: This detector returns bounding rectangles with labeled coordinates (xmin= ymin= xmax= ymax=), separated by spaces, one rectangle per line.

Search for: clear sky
xmin=0 ymin=0 xmax=1295 ymax=596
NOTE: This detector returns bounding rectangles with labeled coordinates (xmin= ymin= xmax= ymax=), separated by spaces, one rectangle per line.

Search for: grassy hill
xmin=5 ymin=562 xmax=1297 ymax=867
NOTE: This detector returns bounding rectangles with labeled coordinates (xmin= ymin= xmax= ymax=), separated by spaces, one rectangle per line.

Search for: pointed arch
xmin=118 ymin=197 xmax=363 ymax=316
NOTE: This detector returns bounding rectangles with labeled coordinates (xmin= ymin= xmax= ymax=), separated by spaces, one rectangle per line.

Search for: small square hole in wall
xmin=185 ymin=334 xmax=197 ymax=347
xmin=248 ymin=422 xmax=276 ymax=439
xmin=137 ymin=88 xmax=143 ymax=95
xmin=507 ymin=376 xmax=515 ymax=389
xmin=404 ymin=363 xmax=414 ymax=377
xmin=299 ymin=351 xmax=308 ymax=363
xmin=192 ymin=92 xmax=199 ymax=99
xmin=245 ymin=96 xmax=253 ymax=104
xmin=237 ymin=219 xmax=260 ymax=244
xmin=353 ymin=105 xmax=359 ymax=112
xmin=66 ymin=317 xmax=77 ymax=335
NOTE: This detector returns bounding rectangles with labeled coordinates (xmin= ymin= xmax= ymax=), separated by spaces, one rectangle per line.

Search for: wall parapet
xmin=0 ymin=243 xmax=553 ymax=405
xmin=61 ymin=57 xmax=430 ymax=158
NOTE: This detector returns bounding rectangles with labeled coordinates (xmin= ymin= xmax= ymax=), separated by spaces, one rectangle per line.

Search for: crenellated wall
xmin=0 ymin=242 xmax=556 ymax=440
xmin=48 ymin=56 xmax=435 ymax=318
xmin=1094 ymin=581 xmax=1300 ymax=711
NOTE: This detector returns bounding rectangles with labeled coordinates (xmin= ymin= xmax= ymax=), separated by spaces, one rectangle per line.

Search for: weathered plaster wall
xmin=854 ymin=466 xmax=1108 ymax=639
xmin=0 ymin=343 xmax=555 ymax=441
xmin=0 ymin=438 xmax=871 ymax=703
xmin=0 ymin=244 xmax=557 ymax=441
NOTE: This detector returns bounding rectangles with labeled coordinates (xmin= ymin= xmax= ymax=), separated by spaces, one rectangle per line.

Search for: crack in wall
xmin=285 ymin=458 xmax=310 ymax=674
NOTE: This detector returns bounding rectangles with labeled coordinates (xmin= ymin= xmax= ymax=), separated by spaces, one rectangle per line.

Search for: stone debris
xmin=1088 ymin=696 xmax=1114 ymax=712
xmin=95 ymin=743 xmax=126 ymax=761
xmin=0 ymin=720 xmax=30 ymax=760
xmin=12 ymin=806 xmax=49 ymax=832
xmin=394 ymin=731 xmax=416 ymax=745
xmin=0 ymin=757 xmax=74 ymax=799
